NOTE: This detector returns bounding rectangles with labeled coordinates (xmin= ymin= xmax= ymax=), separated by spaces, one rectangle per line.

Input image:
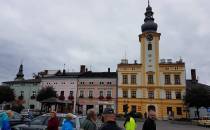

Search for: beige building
xmin=117 ymin=3 xmax=186 ymax=120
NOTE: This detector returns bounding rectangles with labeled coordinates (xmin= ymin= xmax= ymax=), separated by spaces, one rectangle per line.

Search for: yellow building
xmin=117 ymin=2 xmax=186 ymax=120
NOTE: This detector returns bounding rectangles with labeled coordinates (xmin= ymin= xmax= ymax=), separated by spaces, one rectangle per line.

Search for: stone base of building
xmin=117 ymin=98 xmax=186 ymax=120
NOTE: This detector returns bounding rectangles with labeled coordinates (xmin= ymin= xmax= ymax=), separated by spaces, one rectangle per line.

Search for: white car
xmin=13 ymin=113 xmax=86 ymax=130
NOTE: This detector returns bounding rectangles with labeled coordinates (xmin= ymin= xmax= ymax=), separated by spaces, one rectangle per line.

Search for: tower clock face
xmin=146 ymin=34 xmax=153 ymax=41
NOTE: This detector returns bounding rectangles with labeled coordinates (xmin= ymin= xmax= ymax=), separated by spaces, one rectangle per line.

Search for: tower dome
xmin=141 ymin=1 xmax=158 ymax=32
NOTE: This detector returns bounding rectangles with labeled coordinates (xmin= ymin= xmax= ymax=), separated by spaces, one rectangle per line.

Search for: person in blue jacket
xmin=62 ymin=113 xmax=74 ymax=130
xmin=0 ymin=110 xmax=14 ymax=130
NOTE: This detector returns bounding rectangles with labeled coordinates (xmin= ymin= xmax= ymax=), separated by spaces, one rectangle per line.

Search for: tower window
xmin=165 ymin=75 xmax=171 ymax=84
xmin=131 ymin=75 xmax=137 ymax=84
xmin=148 ymin=75 xmax=154 ymax=84
xmin=123 ymin=90 xmax=128 ymax=98
xmin=122 ymin=75 xmax=128 ymax=84
xmin=166 ymin=91 xmax=172 ymax=99
xmin=148 ymin=91 xmax=154 ymax=99
xmin=148 ymin=43 xmax=152 ymax=50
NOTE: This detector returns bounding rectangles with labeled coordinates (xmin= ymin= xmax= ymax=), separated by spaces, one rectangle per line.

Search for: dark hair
xmin=124 ymin=114 xmax=130 ymax=127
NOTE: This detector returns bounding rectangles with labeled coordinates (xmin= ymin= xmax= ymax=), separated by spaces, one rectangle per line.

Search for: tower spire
xmin=15 ymin=64 xmax=24 ymax=81
xmin=141 ymin=0 xmax=158 ymax=33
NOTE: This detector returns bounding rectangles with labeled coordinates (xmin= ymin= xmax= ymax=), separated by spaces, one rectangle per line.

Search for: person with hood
xmin=81 ymin=108 xmax=97 ymax=130
xmin=47 ymin=111 xmax=59 ymax=130
xmin=124 ymin=112 xmax=137 ymax=130
xmin=99 ymin=107 xmax=121 ymax=130
xmin=62 ymin=113 xmax=74 ymax=130
xmin=0 ymin=110 xmax=13 ymax=130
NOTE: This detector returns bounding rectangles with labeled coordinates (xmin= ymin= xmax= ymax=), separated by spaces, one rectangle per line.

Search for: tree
xmin=36 ymin=87 xmax=57 ymax=101
xmin=185 ymin=85 xmax=210 ymax=118
xmin=0 ymin=86 xmax=15 ymax=104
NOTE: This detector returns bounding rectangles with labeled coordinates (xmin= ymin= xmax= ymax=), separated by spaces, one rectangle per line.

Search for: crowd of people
xmin=0 ymin=108 xmax=156 ymax=130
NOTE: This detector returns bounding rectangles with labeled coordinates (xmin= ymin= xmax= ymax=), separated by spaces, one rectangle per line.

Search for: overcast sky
xmin=0 ymin=0 xmax=210 ymax=85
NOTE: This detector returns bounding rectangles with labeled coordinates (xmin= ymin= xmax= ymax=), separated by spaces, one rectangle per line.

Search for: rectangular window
xmin=60 ymin=91 xmax=64 ymax=96
xmin=148 ymin=91 xmax=154 ymax=99
xmin=175 ymin=75 xmax=181 ymax=85
xmin=131 ymin=91 xmax=136 ymax=98
xmin=80 ymin=90 xmax=84 ymax=97
xmin=131 ymin=105 xmax=137 ymax=113
xmin=176 ymin=107 xmax=182 ymax=115
xmin=131 ymin=75 xmax=137 ymax=84
xmin=166 ymin=91 xmax=172 ymax=99
xmin=123 ymin=75 xmax=128 ymax=84
xmin=32 ymin=91 xmax=36 ymax=96
xmin=107 ymin=91 xmax=111 ymax=97
xmin=148 ymin=75 xmax=154 ymax=84
xmin=123 ymin=90 xmax=128 ymax=98
xmin=21 ymin=91 xmax=24 ymax=96
xmin=70 ymin=91 xmax=73 ymax=96
xmin=148 ymin=43 xmax=152 ymax=50
xmin=99 ymin=91 xmax=103 ymax=97
xmin=89 ymin=90 xmax=93 ymax=97
xmin=165 ymin=75 xmax=171 ymax=84
xmin=176 ymin=92 xmax=181 ymax=99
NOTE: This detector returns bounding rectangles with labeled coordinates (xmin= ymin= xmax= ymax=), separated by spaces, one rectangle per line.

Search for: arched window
xmin=148 ymin=43 xmax=152 ymax=50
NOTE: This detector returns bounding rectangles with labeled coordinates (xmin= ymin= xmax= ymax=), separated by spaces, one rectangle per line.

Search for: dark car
xmin=0 ymin=110 xmax=30 ymax=127
xmin=13 ymin=113 xmax=86 ymax=130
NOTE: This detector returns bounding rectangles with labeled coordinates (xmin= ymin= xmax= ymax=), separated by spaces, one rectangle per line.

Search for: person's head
xmin=102 ymin=108 xmax=116 ymax=122
xmin=6 ymin=110 xmax=14 ymax=118
xmin=66 ymin=113 xmax=74 ymax=120
xmin=50 ymin=111 xmax=57 ymax=118
xmin=87 ymin=108 xmax=97 ymax=122
xmin=148 ymin=110 xmax=156 ymax=120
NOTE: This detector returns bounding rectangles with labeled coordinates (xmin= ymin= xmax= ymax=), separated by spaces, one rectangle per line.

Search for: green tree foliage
xmin=185 ymin=85 xmax=210 ymax=118
xmin=36 ymin=87 xmax=57 ymax=101
xmin=0 ymin=86 xmax=15 ymax=104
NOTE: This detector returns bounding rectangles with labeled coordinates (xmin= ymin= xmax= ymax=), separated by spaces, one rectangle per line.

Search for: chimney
xmin=134 ymin=60 xmax=137 ymax=64
xmin=80 ymin=65 xmax=86 ymax=73
xmin=85 ymin=68 xmax=88 ymax=72
xmin=191 ymin=69 xmax=197 ymax=81
xmin=108 ymin=68 xmax=110 ymax=72
xmin=63 ymin=69 xmax=66 ymax=74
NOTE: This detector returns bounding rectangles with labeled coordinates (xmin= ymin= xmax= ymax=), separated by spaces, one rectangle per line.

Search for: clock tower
xmin=139 ymin=1 xmax=161 ymax=86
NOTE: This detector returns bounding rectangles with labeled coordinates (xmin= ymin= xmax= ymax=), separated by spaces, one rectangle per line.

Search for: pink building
xmin=77 ymin=67 xmax=117 ymax=114
xmin=40 ymin=70 xmax=79 ymax=113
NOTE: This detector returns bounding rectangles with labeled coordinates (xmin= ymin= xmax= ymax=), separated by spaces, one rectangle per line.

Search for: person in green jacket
xmin=124 ymin=113 xmax=137 ymax=130
xmin=81 ymin=108 xmax=97 ymax=130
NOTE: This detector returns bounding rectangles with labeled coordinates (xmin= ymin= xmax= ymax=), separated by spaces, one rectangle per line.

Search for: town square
xmin=0 ymin=0 xmax=210 ymax=130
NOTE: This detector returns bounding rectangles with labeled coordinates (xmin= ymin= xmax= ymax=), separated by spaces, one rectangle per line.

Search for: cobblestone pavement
xmin=117 ymin=120 xmax=209 ymax=130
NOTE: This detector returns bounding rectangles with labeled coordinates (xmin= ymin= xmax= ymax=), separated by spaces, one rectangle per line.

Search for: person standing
xmin=81 ymin=108 xmax=97 ymax=130
xmin=99 ymin=108 xmax=121 ymax=130
xmin=62 ymin=113 xmax=74 ymax=130
xmin=47 ymin=111 xmax=59 ymax=130
xmin=142 ymin=109 xmax=156 ymax=130
xmin=0 ymin=110 xmax=14 ymax=130
xmin=124 ymin=113 xmax=136 ymax=130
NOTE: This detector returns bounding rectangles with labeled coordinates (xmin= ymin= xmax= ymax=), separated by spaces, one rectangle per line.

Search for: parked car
xmin=12 ymin=113 xmax=86 ymax=130
xmin=0 ymin=110 xmax=30 ymax=127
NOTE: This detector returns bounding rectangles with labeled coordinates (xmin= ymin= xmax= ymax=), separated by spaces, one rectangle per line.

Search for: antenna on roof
xmin=124 ymin=50 xmax=127 ymax=59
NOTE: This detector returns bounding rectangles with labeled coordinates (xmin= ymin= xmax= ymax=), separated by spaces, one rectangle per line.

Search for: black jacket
xmin=99 ymin=121 xmax=121 ymax=130
xmin=142 ymin=118 xmax=156 ymax=130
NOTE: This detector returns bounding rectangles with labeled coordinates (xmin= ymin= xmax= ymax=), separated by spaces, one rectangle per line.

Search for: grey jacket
xmin=81 ymin=118 xmax=97 ymax=130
